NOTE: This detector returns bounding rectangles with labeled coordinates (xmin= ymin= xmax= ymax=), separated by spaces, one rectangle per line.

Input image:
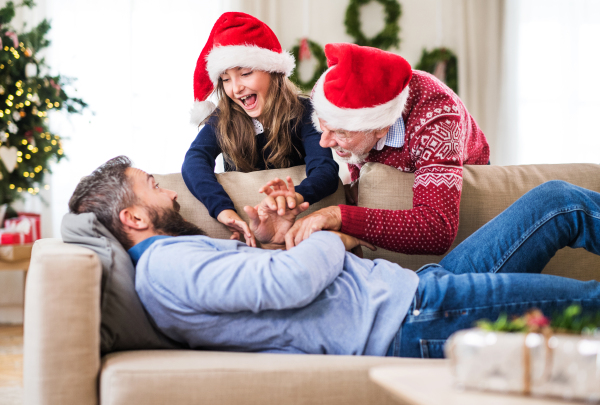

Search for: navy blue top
xmin=182 ymin=97 xmax=339 ymax=219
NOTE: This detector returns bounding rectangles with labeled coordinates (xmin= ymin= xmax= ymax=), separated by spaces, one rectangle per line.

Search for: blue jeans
xmin=387 ymin=181 xmax=600 ymax=358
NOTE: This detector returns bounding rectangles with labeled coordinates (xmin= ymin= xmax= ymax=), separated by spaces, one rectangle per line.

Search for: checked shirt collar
xmin=374 ymin=116 xmax=405 ymax=151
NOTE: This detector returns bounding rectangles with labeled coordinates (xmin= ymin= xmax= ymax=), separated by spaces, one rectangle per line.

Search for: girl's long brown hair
xmin=211 ymin=73 xmax=304 ymax=172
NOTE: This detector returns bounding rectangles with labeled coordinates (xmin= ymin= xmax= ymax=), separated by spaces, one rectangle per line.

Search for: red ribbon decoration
xmin=5 ymin=31 xmax=18 ymax=48
xmin=49 ymin=79 xmax=61 ymax=96
xmin=299 ymin=38 xmax=311 ymax=61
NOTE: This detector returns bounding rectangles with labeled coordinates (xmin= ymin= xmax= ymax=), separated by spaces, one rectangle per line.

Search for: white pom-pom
xmin=190 ymin=100 xmax=216 ymax=126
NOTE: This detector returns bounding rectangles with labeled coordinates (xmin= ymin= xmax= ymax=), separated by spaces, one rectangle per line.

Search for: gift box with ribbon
xmin=1 ymin=212 xmax=41 ymax=245
xmin=445 ymin=328 xmax=600 ymax=402
xmin=0 ymin=231 xmax=26 ymax=245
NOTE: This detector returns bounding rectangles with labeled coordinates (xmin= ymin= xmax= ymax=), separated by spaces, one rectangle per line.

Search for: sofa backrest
xmin=358 ymin=162 xmax=600 ymax=280
xmin=155 ymin=162 xmax=600 ymax=282
xmin=154 ymin=165 xmax=345 ymax=240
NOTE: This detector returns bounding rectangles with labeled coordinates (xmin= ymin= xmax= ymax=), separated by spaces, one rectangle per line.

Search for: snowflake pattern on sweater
xmin=341 ymin=70 xmax=490 ymax=255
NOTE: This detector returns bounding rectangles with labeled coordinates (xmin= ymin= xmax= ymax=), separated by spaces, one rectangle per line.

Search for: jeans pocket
xmin=419 ymin=339 xmax=446 ymax=359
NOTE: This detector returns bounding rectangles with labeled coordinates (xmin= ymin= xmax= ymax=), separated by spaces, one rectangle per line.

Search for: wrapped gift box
xmin=1 ymin=213 xmax=41 ymax=244
xmin=0 ymin=243 xmax=33 ymax=261
xmin=0 ymin=231 xmax=26 ymax=245
xmin=445 ymin=328 xmax=600 ymax=402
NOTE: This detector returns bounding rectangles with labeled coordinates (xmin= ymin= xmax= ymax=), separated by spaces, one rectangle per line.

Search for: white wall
xmin=247 ymin=0 xmax=460 ymax=69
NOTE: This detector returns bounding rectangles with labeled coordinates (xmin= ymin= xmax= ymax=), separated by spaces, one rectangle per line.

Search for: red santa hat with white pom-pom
xmin=190 ymin=12 xmax=296 ymax=125
xmin=311 ymin=43 xmax=412 ymax=132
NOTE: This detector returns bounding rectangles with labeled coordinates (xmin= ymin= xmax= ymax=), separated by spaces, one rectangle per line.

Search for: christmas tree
xmin=0 ymin=0 xmax=86 ymax=206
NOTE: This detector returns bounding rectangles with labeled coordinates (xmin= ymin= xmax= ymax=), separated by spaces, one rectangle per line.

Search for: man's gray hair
xmin=68 ymin=156 xmax=138 ymax=249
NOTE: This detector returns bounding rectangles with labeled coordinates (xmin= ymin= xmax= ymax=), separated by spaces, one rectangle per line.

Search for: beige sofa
xmin=23 ymin=162 xmax=600 ymax=405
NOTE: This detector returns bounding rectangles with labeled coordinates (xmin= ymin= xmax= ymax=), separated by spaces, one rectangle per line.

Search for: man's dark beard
xmin=147 ymin=201 xmax=206 ymax=237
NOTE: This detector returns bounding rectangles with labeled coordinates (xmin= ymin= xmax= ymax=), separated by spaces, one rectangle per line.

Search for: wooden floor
xmin=0 ymin=325 xmax=23 ymax=405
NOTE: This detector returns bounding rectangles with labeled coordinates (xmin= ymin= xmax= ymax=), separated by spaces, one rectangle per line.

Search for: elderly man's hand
xmin=244 ymin=196 xmax=309 ymax=248
xmin=284 ymin=206 xmax=343 ymax=250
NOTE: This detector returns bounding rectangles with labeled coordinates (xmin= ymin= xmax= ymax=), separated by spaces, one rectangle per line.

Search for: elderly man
xmin=68 ymin=156 xmax=600 ymax=358
xmin=286 ymin=43 xmax=489 ymax=254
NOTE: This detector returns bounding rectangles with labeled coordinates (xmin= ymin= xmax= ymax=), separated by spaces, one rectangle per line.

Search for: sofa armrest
xmin=24 ymin=238 xmax=101 ymax=405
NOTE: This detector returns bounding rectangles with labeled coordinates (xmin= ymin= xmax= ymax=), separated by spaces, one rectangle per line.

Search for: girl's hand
xmin=217 ymin=209 xmax=256 ymax=247
xmin=259 ymin=176 xmax=304 ymax=216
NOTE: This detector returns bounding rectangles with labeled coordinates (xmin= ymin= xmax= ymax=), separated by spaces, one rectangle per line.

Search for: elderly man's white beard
xmin=332 ymin=146 xmax=370 ymax=165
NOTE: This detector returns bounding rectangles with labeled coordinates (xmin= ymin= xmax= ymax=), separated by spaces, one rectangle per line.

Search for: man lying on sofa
xmin=68 ymin=156 xmax=600 ymax=358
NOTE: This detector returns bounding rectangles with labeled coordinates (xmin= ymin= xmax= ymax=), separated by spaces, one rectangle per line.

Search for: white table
xmin=369 ymin=363 xmax=572 ymax=405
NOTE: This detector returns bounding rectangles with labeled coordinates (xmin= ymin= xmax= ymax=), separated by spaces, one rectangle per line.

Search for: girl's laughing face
xmin=220 ymin=67 xmax=271 ymax=119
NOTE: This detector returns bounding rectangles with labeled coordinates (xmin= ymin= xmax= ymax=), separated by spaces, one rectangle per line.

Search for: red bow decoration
xmin=49 ymin=79 xmax=61 ymax=96
xmin=299 ymin=38 xmax=311 ymax=61
xmin=5 ymin=31 xmax=18 ymax=48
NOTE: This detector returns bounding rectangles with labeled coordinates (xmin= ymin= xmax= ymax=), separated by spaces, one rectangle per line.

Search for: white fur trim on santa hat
xmin=310 ymin=70 xmax=410 ymax=132
xmin=311 ymin=110 xmax=323 ymax=133
xmin=190 ymin=100 xmax=216 ymax=126
xmin=206 ymin=45 xmax=295 ymax=84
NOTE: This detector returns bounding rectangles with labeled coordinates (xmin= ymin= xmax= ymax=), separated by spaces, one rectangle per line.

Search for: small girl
xmin=183 ymin=12 xmax=339 ymax=246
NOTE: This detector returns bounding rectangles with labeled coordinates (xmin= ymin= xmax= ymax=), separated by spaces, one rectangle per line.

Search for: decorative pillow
xmin=61 ymin=212 xmax=183 ymax=354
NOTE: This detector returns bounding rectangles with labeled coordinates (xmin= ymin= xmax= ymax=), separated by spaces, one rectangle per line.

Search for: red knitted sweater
xmin=340 ymin=70 xmax=490 ymax=255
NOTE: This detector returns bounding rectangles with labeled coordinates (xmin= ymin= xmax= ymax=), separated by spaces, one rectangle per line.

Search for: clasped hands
xmin=219 ymin=176 xmax=375 ymax=255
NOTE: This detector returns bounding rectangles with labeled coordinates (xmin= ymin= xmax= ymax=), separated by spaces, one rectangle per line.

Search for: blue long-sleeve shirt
xmin=182 ymin=97 xmax=339 ymax=218
xmin=132 ymin=232 xmax=419 ymax=356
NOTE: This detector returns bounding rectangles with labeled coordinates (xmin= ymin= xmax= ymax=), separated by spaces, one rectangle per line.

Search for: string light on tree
xmin=0 ymin=1 xmax=86 ymax=206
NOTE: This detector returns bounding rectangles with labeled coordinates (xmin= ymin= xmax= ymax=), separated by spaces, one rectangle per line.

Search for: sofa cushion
xmin=100 ymin=350 xmax=426 ymax=405
xmin=61 ymin=212 xmax=183 ymax=354
xmin=154 ymin=165 xmax=345 ymax=240
xmin=357 ymin=162 xmax=600 ymax=281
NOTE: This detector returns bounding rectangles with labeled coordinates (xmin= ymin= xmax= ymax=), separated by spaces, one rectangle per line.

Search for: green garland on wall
xmin=415 ymin=47 xmax=458 ymax=93
xmin=289 ymin=39 xmax=328 ymax=93
xmin=344 ymin=0 xmax=402 ymax=50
